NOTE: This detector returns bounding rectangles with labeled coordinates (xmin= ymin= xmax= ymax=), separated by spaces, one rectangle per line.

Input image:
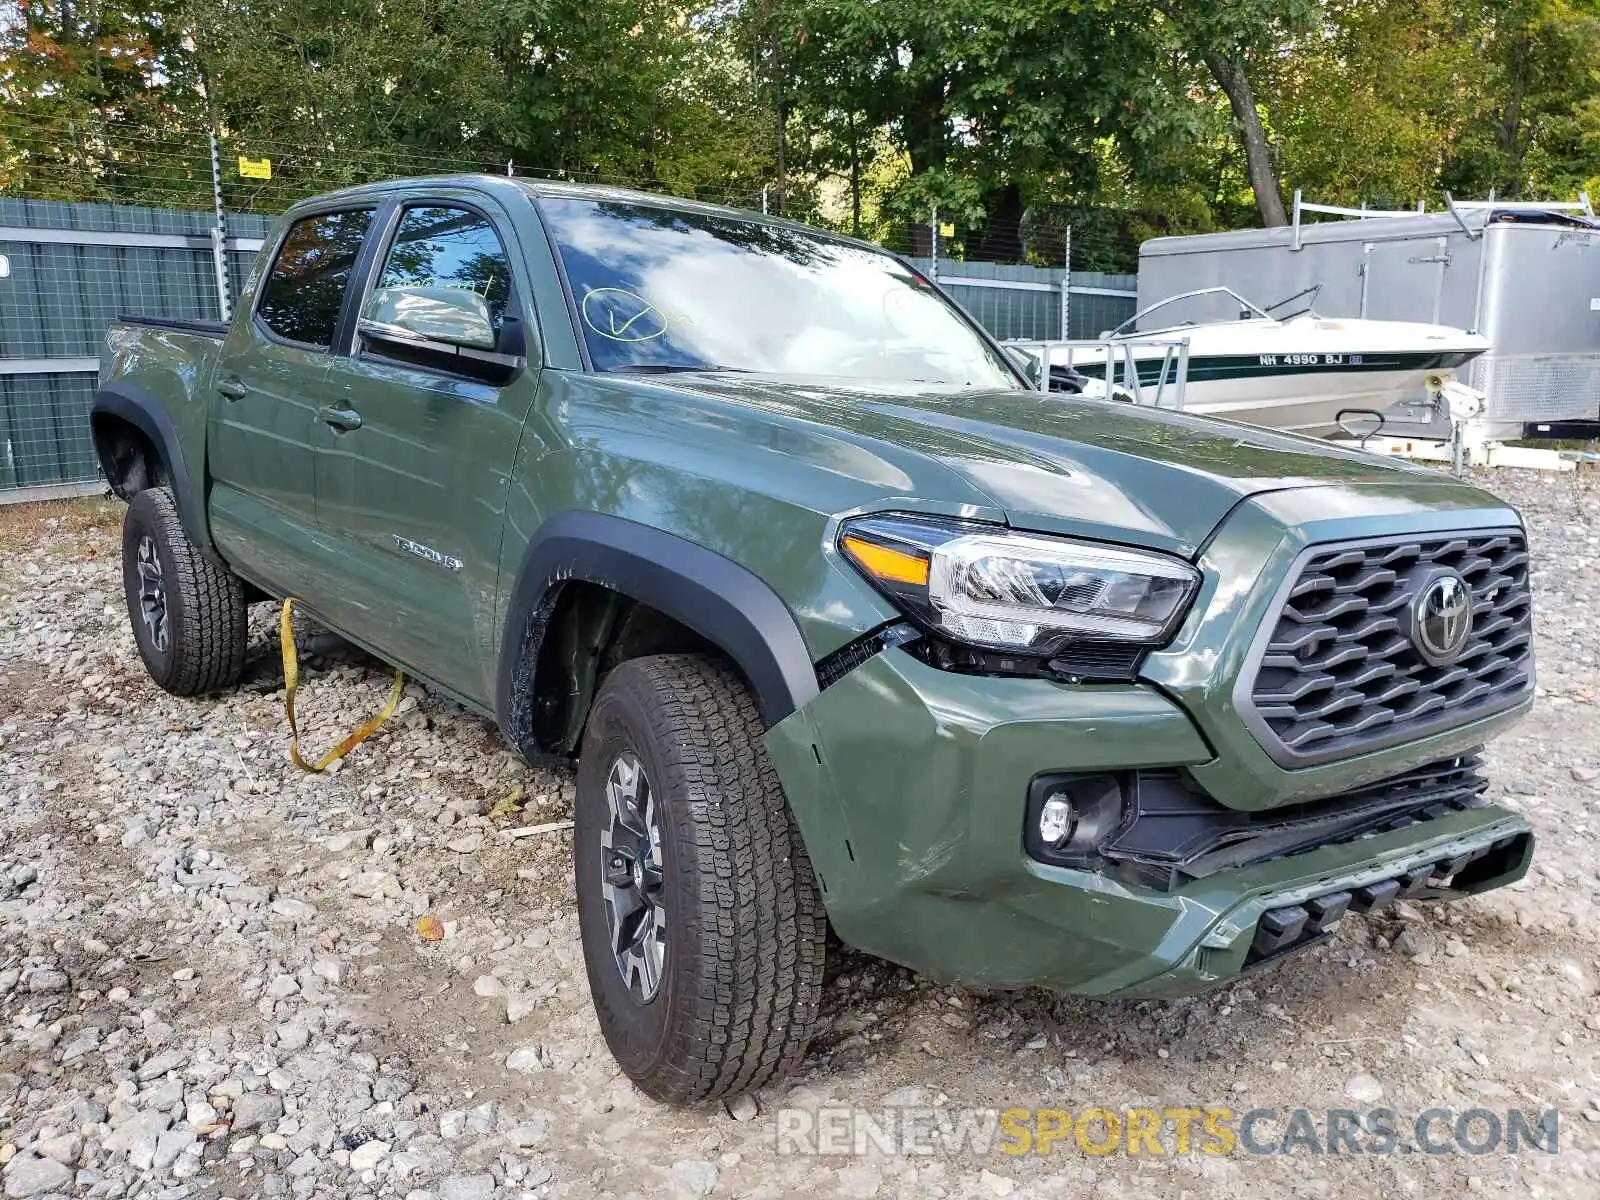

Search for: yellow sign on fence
xmin=237 ymin=156 xmax=272 ymax=180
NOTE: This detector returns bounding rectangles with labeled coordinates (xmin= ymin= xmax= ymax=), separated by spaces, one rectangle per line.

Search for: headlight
xmin=839 ymin=514 xmax=1200 ymax=653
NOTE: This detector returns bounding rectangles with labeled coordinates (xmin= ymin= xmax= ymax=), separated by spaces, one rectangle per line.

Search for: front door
xmin=312 ymin=197 xmax=540 ymax=707
xmin=207 ymin=207 xmax=376 ymax=595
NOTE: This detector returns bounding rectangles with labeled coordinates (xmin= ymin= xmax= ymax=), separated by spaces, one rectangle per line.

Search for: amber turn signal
xmin=841 ymin=534 xmax=930 ymax=587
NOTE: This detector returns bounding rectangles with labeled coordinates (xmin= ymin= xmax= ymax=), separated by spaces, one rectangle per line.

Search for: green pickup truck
xmin=93 ymin=176 xmax=1535 ymax=1103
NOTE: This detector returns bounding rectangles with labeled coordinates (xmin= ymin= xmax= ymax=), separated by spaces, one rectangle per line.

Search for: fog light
xmin=1038 ymin=794 xmax=1076 ymax=847
xmin=1024 ymin=772 xmax=1125 ymax=868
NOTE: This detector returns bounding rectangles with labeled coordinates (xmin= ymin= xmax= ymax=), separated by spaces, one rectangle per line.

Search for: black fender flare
xmin=90 ymin=381 xmax=211 ymax=552
xmin=496 ymin=511 xmax=820 ymax=756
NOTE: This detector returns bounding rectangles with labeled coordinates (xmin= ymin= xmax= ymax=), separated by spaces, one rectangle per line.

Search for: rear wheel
xmin=575 ymin=653 xmax=825 ymax=1102
xmin=120 ymin=487 xmax=248 ymax=696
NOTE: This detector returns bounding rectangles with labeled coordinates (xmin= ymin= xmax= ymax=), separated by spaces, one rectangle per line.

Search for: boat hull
xmin=1075 ymin=349 xmax=1481 ymax=437
xmin=1179 ymin=351 xmax=1478 ymax=437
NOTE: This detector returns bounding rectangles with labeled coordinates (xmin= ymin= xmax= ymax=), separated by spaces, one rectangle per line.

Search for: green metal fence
xmin=0 ymin=199 xmax=269 ymax=496
xmin=0 ymin=200 xmax=1137 ymax=498
xmin=907 ymin=258 xmax=1138 ymax=341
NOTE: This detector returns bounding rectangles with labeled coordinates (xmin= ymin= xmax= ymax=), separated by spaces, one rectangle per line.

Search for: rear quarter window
xmin=257 ymin=210 xmax=374 ymax=347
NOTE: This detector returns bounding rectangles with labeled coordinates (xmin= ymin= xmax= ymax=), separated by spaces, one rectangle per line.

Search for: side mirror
xmin=360 ymin=285 xmax=497 ymax=350
xmin=1003 ymin=344 xmax=1044 ymax=389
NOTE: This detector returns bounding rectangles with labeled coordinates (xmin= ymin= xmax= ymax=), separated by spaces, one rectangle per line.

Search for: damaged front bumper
xmin=764 ymin=646 xmax=1533 ymax=997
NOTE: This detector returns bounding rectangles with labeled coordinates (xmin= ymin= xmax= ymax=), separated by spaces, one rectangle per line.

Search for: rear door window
xmin=256 ymin=209 xmax=375 ymax=347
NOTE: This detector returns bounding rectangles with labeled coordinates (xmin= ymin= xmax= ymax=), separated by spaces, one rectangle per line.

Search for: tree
xmin=1151 ymin=1 xmax=1319 ymax=226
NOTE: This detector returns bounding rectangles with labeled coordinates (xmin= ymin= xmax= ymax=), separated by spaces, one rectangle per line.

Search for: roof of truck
xmin=282 ymin=173 xmax=861 ymax=246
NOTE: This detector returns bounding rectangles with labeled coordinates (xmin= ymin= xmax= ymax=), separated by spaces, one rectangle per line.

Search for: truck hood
xmin=678 ymin=375 xmax=1453 ymax=556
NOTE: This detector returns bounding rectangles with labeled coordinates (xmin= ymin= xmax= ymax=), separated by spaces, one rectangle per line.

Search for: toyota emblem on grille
xmin=1413 ymin=573 xmax=1473 ymax=664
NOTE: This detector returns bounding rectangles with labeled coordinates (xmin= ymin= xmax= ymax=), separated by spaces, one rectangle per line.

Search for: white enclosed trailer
xmin=1136 ymin=198 xmax=1600 ymax=437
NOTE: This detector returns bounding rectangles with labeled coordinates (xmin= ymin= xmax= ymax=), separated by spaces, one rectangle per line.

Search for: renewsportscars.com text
xmin=775 ymin=1105 xmax=1560 ymax=1158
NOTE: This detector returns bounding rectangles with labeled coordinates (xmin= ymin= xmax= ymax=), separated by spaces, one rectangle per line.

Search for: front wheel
xmin=120 ymin=486 xmax=248 ymax=696
xmin=575 ymin=654 xmax=825 ymax=1103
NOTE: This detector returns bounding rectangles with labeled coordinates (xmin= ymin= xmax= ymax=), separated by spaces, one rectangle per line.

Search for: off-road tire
xmin=121 ymin=486 xmax=248 ymax=696
xmin=575 ymin=653 xmax=826 ymax=1103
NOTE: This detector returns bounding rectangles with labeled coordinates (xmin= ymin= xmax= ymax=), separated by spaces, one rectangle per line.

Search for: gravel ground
xmin=2 ymin=470 xmax=1599 ymax=1199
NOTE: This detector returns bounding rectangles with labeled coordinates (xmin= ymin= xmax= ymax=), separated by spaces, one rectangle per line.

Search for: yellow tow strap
xmin=280 ymin=598 xmax=405 ymax=772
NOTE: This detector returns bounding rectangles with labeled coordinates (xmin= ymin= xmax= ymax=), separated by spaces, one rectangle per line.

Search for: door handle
xmin=216 ymin=377 xmax=247 ymax=401
xmin=317 ymin=406 xmax=363 ymax=432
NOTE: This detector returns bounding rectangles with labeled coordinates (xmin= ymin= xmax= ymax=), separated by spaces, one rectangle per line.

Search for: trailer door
xmin=1359 ymin=236 xmax=1450 ymax=323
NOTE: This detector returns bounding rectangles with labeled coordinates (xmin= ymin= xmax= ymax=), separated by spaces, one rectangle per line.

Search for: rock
xmin=504 ymin=1111 xmax=554 ymax=1148
xmin=136 ymin=1048 xmax=187 ymax=1080
xmin=276 ymin=1023 xmax=311 ymax=1051
xmin=1572 ymin=766 xmax=1599 ymax=783
xmin=505 ymin=1045 xmax=549 ymax=1072
xmin=446 ymin=834 xmax=484 ymax=854
xmin=1346 ymin=1074 xmax=1384 ymax=1104
xmin=670 ymin=1160 xmax=718 ymax=1197
xmin=979 ymin=1169 xmax=1016 ymax=1197
xmin=105 ymin=1109 xmax=172 ymax=1168
xmin=312 ymin=957 xmax=345 ymax=985
xmin=724 ymin=1093 xmax=759 ymax=1122
xmin=2 ymin=1152 xmax=74 ymax=1197
xmin=23 ymin=967 xmax=68 ymax=994
xmin=327 ymin=829 xmax=375 ymax=852
xmin=35 ymin=1134 xmax=80 ymax=1167
xmin=1557 ymin=960 xmax=1595 ymax=996
xmin=473 ymin=974 xmax=506 ymax=1000
xmin=271 ymin=897 xmax=317 ymax=922
xmin=504 ymin=991 xmax=538 ymax=1024
xmin=266 ymin=974 xmax=300 ymax=999
xmin=836 ymin=1165 xmax=881 ymax=1197
xmin=231 ymin=1091 xmax=285 ymax=1133
xmin=437 ymin=1174 xmax=497 ymax=1200
xmin=153 ymin=1128 xmax=196 ymax=1174
xmin=1394 ymin=929 xmax=1435 ymax=961
xmin=350 ymin=871 xmax=401 ymax=899
xmin=348 ymin=1140 xmax=389 ymax=1170
xmin=59 ymin=1028 xmax=100 ymax=1063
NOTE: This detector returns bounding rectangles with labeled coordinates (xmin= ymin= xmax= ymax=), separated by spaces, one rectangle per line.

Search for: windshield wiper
xmin=605 ymin=363 xmax=749 ymax=374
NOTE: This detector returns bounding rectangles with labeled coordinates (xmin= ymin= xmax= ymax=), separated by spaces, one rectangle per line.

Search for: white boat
xmin=1043 ymin=287 xmax=1492 ymax=438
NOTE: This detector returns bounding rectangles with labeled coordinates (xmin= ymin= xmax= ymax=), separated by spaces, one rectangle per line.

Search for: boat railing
xmin=1004 ymin=336 xmax=1192 ymax=411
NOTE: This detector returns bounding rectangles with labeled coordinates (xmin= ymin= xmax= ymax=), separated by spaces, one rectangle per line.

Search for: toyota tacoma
xmin=91 ymin=176 xmax=1535 ymax=1103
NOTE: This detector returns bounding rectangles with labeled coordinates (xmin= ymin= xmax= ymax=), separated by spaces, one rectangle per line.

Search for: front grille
xmin=1243 ymin=531 xmax=1532 ymax=765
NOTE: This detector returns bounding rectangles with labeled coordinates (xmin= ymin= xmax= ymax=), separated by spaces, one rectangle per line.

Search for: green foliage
xmin=3 ymin=0 xmax=1599 ymax=247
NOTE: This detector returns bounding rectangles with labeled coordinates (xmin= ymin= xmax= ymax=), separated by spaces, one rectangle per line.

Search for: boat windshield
xmin=1263 ymin=284 xmax=1324 ymax=320
xmin=538 ymin=197 xmax=1022 ymax=389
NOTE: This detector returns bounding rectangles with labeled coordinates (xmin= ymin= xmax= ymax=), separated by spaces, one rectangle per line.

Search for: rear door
xmin=311 ymin=193 xmax=540 ymax=707
xmin=208 ymin=206 xmax=377 ymax=593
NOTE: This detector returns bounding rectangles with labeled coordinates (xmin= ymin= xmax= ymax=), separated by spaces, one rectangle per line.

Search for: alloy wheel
xmin=135 ymin=534 xmax=170 ymax=653
xmin=599 ymin=750 xmax=667 ymax=1001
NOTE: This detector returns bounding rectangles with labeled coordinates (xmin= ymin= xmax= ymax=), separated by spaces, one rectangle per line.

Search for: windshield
xmin=539 ymin=197 xmax=1022 ymax=389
